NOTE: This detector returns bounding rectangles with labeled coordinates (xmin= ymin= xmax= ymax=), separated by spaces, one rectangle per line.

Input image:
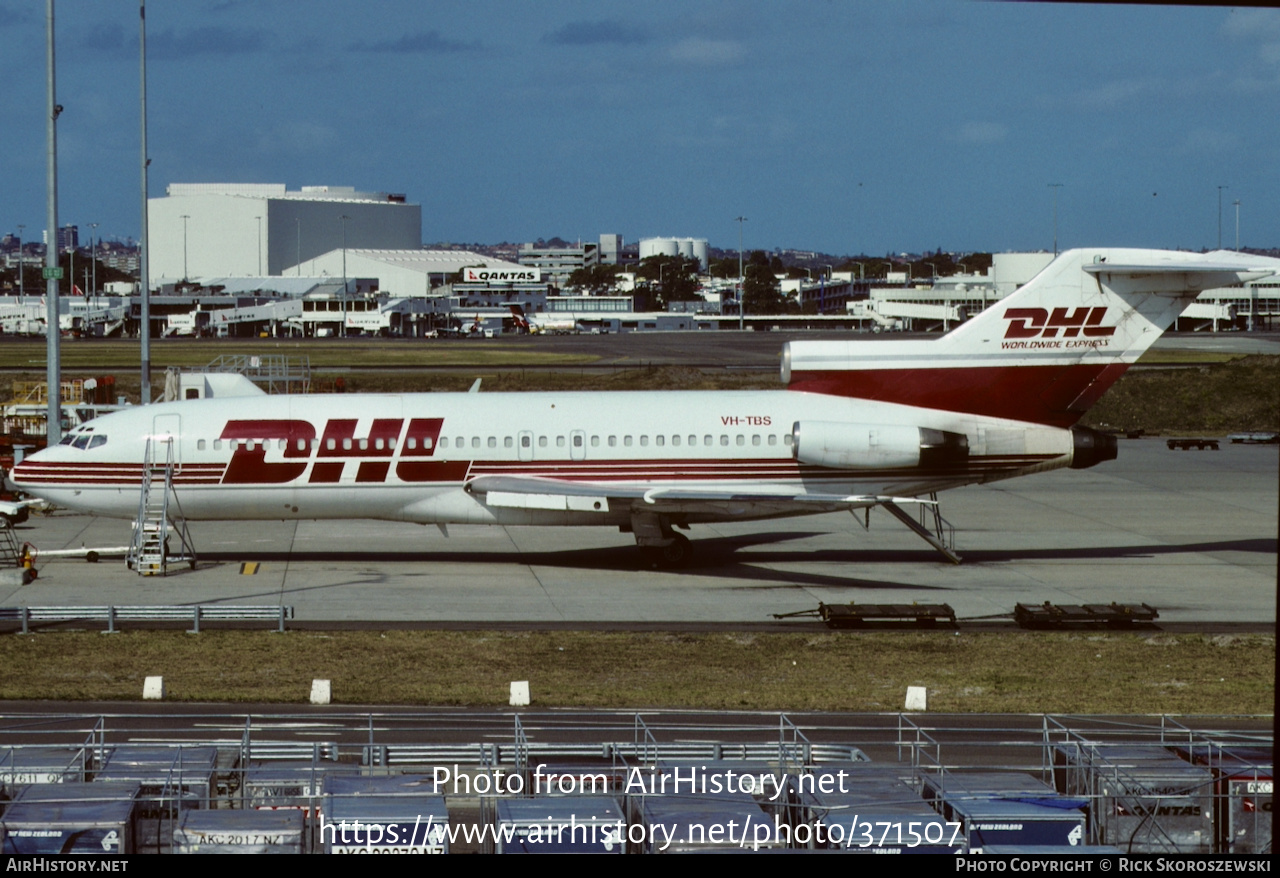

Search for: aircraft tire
xmin=658 ymin=532 xmax=691 ymax=568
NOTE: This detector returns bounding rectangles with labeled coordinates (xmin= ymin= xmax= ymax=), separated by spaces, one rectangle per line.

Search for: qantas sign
xmin=463 ymin=267 xmax=541 ymax=283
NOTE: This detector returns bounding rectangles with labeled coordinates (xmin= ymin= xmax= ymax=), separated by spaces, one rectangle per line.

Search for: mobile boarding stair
xmin=1 ymin=520 xmax=32 ymax=584
xmin=127 ymin=437 xmax=197 ymax=576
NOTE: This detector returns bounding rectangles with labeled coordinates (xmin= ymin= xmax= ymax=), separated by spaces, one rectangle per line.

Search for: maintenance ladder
xmin=0 ymin=523 xmax=22 ymax=569
xmin=127 ymin=437 xmax=197 ymax=576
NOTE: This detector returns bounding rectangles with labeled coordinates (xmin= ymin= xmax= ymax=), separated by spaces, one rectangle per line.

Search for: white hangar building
xmin=290 ymin=249 xmax=532 ymax=298
xmin=148 ymin=183 xmax=422 ymax=280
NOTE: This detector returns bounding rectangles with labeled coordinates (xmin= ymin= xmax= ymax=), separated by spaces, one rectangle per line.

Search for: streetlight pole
xmin=89 ymin=221 xmax=97 ymax=295
xmin=1217 ymin=185 xmax=1228 ymax=249
xmin=734 ymin=215 xmax=747 ymax=330
xmin=180 ymin=214 xmax=189 ymax=281
xmin=340 ymin=214 xmax=350 ymax=338
xmin=1233 ymin=199 xmax=1241 ymax=251
xmin=1048 ymin=183 xmax=1063 ymax=256
xmin=45 ymin=0 xmax=63 ymax=442
xmin=139 ymin=0 xmax=151 ymax=406
xmin=16 ymin=224 xmax=23 ymax=303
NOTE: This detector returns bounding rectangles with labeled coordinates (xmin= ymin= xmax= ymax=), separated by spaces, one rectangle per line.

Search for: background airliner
xmin=12 ymin=248 xmax=1276 ymax=566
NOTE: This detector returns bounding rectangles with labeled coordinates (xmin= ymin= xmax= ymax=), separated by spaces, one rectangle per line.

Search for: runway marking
xmin=240 ymin=562 xmax=260 ymax=575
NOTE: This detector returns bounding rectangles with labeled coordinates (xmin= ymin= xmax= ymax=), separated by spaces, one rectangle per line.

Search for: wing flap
xmin=465 ymin=475 xmax=925 ymax=511
xmin=485 ymin=490 xmax=610 ymax=512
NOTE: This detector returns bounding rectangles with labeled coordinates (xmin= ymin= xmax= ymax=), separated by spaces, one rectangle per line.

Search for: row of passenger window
xmin=193 ymin=434 xmax=796 ymax=453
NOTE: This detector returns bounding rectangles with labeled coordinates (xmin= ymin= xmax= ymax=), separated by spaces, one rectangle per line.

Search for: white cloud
xmin=955 ymin=121 xmax=1007 ymax=144
xmin=1221 ymin=8 xmax=1280 ymax=41
xmin=1072 ymin=78 xmax=1160 ymax=110
xmin=668 ymin=38 xmax=745 ymax=66
xmin=255 ymin=121 xmax=338 ymax=156
xmin=1175 ymin=129 xmax=1239 ymax=155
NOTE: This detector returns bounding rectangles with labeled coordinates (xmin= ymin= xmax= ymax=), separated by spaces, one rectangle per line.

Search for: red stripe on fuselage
xmin=788 ymin=363 xmax=1131 ymax=428
xmin=13 ymin=454 xmax=1059 ymax=490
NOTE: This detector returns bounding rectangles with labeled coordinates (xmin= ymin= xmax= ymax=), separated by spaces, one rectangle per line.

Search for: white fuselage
xmin=12 ymin=389 xmax=1076 ymax=528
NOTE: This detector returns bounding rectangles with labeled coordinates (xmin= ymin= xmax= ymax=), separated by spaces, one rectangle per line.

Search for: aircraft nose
xmin=9 ymin=444 xmax=63 ymax=489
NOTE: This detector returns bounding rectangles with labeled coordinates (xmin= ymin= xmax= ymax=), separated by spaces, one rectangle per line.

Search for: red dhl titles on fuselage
xmin=219 ymin=417 xmax=451 ymax=485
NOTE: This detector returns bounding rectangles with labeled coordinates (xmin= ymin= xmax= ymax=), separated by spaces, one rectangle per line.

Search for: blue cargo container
xmin=322 ymin=793 xmax=449 ymax=853
xmin=2 ymin=782 xmax=140 ymax=854
xmin=0 ymin=747 xmax=86 ymax=794
xmin=637 ymin=794 xmax=780 ymax=853
xmin=495 ymin=796 xmax=625 ymax=853
xmin=946 ymin=797 xmax=1087 ymax=851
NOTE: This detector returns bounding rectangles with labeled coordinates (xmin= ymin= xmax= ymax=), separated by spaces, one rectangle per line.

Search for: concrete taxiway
xmin=2 ymin=439 xmax=1274 ymax=627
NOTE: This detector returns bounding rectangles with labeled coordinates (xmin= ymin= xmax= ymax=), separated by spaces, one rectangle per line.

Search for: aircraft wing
xmin=463 ymin=475 xmax=925 ymax=513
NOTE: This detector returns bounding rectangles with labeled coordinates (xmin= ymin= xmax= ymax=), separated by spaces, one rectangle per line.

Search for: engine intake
xmin=792 ymin=422 xmax=969 ymax=470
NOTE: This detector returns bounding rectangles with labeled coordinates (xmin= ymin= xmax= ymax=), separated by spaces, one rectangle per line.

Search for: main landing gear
xmin=627 ymin=512 xmax=692 ymax=568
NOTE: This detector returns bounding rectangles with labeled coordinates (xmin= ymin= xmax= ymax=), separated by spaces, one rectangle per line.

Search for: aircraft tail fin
xmin=783 ymin=248 xmax=1278 ymax=426
xmin=507 ymin=304 xmax=530 ymax=330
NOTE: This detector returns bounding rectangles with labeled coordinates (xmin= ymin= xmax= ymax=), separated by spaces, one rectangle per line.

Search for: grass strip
xmin=0 ymin=338 xmax=599 ymax=370
xmin=0 ymin=630 xmax=1270 ymax=714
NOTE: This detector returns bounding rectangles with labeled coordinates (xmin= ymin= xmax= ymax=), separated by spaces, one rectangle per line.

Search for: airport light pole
xmin=1233 ymin=199 xmax=1240 ymax=251
xmin=340 ymin=214 xmax=350 ymax=338
xmin=45 ymin=0 xmax=62 ymax=443
xmin=138 ymin=0 xmax=151 ymax=406
xmin=1217 ymin=186 xmax=1228 ymax=249
xmin=16 ymin=224 xmax=23 ymax=303
xmin=734 ymin=215 xmax=746 ymax=330
xmin=180 ymin=214 xmax=189 ymax=281
xmin=89 ymin=221 xmax=97 ymax=294
xmin=1048 ymin=183 xmax=1063 ymax=256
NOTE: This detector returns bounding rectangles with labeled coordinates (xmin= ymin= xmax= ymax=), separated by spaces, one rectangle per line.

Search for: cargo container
xmin=321 ymin=793 xmax=449 ymax=854
xmin=173 ymin=808 xmax=306 ymax=854
xmin=494 ymin=796 xmax=625 ymax=853
xmin=2 ymin=782 xmax=140 ymax=854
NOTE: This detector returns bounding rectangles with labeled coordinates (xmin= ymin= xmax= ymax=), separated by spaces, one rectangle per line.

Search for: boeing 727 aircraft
xmin=11 ymin=248 xmax=1277 ymax=566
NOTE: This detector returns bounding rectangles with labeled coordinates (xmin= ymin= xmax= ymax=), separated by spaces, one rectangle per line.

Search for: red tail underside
xmin=789 ymin=362 xmax=1131 ymax=427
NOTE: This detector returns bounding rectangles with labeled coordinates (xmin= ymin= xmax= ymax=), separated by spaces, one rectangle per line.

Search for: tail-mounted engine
xmin=1068 ymin=425 xmax=1118 ymax=469
xmin=792 ymin=422 xmax=969 ymax=470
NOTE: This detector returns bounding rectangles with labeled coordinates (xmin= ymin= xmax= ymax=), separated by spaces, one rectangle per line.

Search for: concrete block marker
xmin=310 ymin=679 xmax=331 ymax=705
xmin=509 ymin=681 xmax=530 ymax=707
xmin=143 ymin=676 xmax=165 ymax=700
xmin=904 ymin=686 xmax=927 ymax=711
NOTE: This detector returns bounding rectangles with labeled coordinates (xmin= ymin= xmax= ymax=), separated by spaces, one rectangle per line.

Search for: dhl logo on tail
xmin=1002 ymin=307 xmax=1115 ymax=340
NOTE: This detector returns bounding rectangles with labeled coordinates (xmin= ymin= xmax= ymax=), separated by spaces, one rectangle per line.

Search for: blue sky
xmin=1 ymin=1 xmax=1276 ymax=256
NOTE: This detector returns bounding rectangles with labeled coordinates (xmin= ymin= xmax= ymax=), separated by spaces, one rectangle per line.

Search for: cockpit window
xmin=59 ymin=430 xmax=107 ymax=450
